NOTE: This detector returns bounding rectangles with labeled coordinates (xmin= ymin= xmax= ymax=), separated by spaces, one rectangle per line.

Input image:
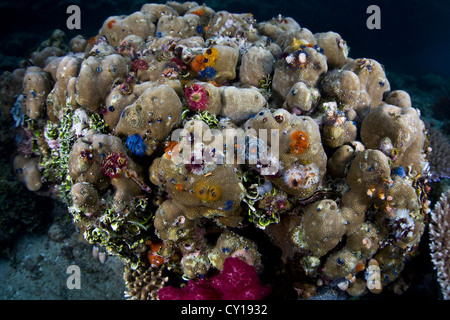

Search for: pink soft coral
xmin=158 ymin=257 xmax=271 ymax=300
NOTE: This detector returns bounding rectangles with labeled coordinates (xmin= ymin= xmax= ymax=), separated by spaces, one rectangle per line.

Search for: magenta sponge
xmin=158 ymin=257 xmax=271 ymax=300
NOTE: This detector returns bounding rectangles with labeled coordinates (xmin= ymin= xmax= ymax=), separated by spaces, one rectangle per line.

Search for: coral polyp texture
xmin=1 ymin=1 xmax=438 ymax=300
xmin=429 ymin=189 xmax=450 ymax=300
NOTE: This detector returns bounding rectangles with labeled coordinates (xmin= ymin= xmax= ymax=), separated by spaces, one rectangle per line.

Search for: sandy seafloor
xmin=0 ymin=202 xmax=126 ymax=300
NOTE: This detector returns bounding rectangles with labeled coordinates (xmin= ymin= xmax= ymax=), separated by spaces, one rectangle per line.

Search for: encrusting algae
xmin=0 ymin=1 xmax=437 ymax=300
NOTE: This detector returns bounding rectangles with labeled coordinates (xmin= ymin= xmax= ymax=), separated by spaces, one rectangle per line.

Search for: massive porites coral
xmin=68 ymin=133 xmax=147 ymax=211
xmin=114 ymin=84 xmax=183 ymax=156
xmin=243 ymin=108 xmax=327 ymax=199
xmin=75 ymin=41 xmax=128 ymax=113
xmin=1 ymin=1 xmax=437 ymax=300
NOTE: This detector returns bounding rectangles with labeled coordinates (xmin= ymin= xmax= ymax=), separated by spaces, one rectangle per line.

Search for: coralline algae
xmin=0 ymin=1 xmax=434 ymax=300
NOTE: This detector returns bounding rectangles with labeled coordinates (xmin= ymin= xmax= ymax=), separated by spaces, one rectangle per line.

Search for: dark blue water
xmin=0 ymin=0 xmax=449 ymax=78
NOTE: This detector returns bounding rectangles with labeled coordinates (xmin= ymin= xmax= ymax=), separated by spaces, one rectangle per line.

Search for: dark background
xmin=0 ymin=0 xmax=449 ymax=77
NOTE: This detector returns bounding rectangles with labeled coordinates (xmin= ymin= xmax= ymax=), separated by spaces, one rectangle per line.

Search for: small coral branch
xmin=125 ymin=169 xmax=152 ymax=194
xmin=429 ymin=189 xmax=450 ymax=299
